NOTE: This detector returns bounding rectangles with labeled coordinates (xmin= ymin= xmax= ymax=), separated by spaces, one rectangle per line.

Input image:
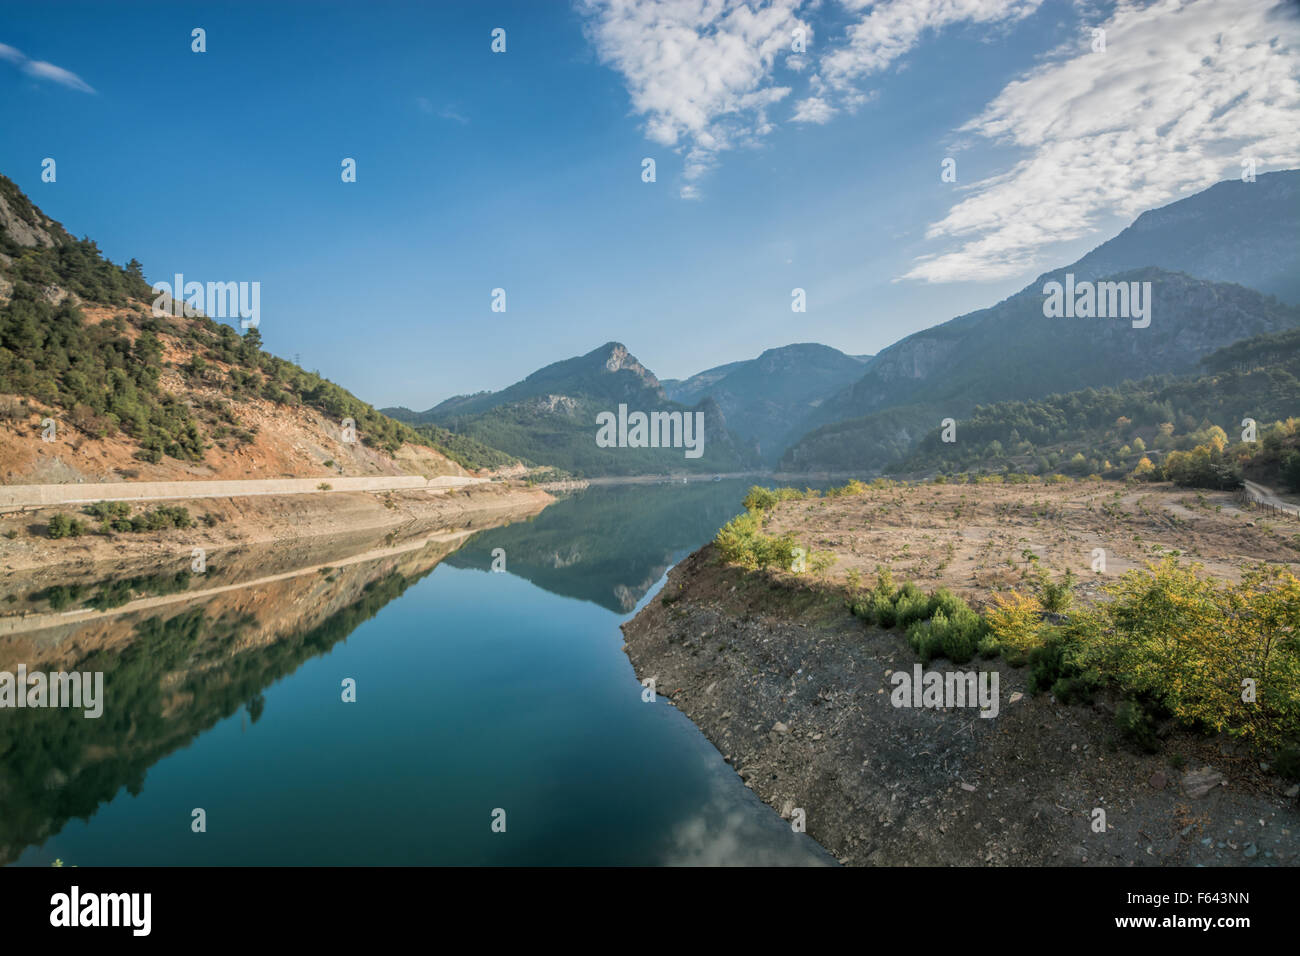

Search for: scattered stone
xmin=772 ymin=721 xmax=790 ymax=735
xmin=1182 ymin=767 xmax=1225 ymax=799
xmin=1008 ymin=692 xmax=1024 ymax=705
xmin=960 ymin=782 xmax=977 ymax=792
xmin=1148 ymin=771 xmax=1167 ymax=790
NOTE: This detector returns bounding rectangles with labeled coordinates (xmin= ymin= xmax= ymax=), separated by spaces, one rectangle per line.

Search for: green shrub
xmin=1025 ymin=628 xmax=1098 ymax=703
xmin=871 ymin=593 xmax=898 ymax=628
xmin=85 ymin=500 xmax=131 ymax=523
xmin=874 ymin=566 xmax=894 ymax=596
xmin=894 ymin=590 xmax=931 ymax=628
xmin=129 ymin=505 xmax=192 ymax=532
xmin=31 ymin=584 xmax=84 ymax=611
xmin=906 ymin=601 xmax=986 ymax=664
xmin=46 ymin=513 xmax=86 ymax=538
xmin=906 ymin=611 xmax=945 ymax=663
xmin=1077 ymin=560 xmax=1300 ymax=749
xmin=714 ymin=509 xmax=801 ymax=571
xmin=1039 ymin=569 xmax=1076 ymax=613
xmin=894 ymin=581 xmax=921 ymax=601
xmin=1115 ymin=699 xmax=1160 ymax=753
xmin=926 ymin=587 xmax=967 ymax=619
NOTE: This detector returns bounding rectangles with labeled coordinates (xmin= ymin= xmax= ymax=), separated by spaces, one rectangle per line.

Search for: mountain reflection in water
xmin=1 ymin=480 xmax=834 ymax=866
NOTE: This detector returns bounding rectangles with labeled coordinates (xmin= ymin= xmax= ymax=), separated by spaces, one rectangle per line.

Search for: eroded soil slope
xmin=622 ymin=480 xmax=1300 ymax=866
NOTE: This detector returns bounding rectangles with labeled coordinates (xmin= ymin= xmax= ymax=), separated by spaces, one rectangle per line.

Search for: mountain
xmin=418 ymin=342 xmax=666 ymax=421
xmin=661 ymin=343 xmax=870 ymax=464
xmin=386 ymin=342 xmax=760 ymax=477
xmin=660 ymin=361 xmax=749 ymax=404
xmin=0 ymin=174 xmax=485 ymax=482
xmin=891 ymin=325 xmax=1300 ymax=487
xmin=1066 ymin=169 xmax=1300 ymax=306
xmin=782 ymin=170 xmax=1300 ymax=473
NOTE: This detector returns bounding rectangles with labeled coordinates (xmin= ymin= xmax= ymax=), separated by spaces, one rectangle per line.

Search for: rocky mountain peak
xmin=595 ymin=342 xmax=661 ymax=389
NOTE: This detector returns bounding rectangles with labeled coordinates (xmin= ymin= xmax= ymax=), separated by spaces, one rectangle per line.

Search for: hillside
xmin=662 ymin=343 xmax=870 ymax=464
xmin=0 ymin=175 xmax=497 ymax=483
xmin=387 ymin=342 xmax=761 ymax=477
xmin=893 ymin=327 xmax=1300 ymax=488
xmin=781 ymin=171 xmax=1300 ymax=473
xmin=783 ymin=270 xmax=1300 ymax=474
xmin=1065 ymin=169 xmax=1300 ymax=306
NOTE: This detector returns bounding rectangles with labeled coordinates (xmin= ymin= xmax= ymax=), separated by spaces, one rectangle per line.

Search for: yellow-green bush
xmin=714 ymin=509 xmax=800 ymax=571
xmin=1077 ymin=559 xmax=1300 ymax=748
xmin=986 ymin=591 xmax=1046 ymax=653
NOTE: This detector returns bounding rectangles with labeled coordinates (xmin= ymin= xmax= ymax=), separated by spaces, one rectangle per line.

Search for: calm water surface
xmin=5 ymin=480 xmax=834 ymax=866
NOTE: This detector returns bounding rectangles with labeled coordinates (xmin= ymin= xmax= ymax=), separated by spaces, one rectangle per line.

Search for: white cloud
xmin=791 ymin=94 xmax=835 ymax=123
xmin=821 ymin=0 xmax=1042 ymax=90
xmin=577 ymin=0 xmax=809 ymax=196
xmin=576 ymin=0 xmax=1040 ymax=196
xmin=0 ymin=41 xmax=95 ymax=93
xmin=901 ymin=0 xmax=1300 ymax=283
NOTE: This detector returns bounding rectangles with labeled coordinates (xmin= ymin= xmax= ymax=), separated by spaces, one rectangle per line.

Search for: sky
xmin=2 ymin=0 xmax=1298 ymax=408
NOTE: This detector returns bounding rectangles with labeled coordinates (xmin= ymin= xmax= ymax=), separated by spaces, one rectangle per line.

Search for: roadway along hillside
xmin=0 ymin=474 xmax=488 ymax=511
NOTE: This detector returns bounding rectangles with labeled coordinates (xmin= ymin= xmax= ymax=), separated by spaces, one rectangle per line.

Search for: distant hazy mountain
xmin=781 ymin=170 xmax=1300 ymax=473
xmin=1065 ymin=169 xmax=1300 ymax=305
xmin=385 ymin=343 xmax=759 ymax=477
xmin=782 ymin=269 xmax=1300 ymax=473
xmin=661 ymin=343 xmax=870 ymax=464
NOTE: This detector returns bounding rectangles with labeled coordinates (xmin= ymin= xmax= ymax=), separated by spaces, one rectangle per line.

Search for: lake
xmin=2 ymin=479 xmax=835 ymax=866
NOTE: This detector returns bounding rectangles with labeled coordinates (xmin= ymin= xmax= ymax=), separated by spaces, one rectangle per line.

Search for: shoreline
xmin=621 ymin=481 xmax=1300 ymax=866
xmin=0 ymin=481 xmax=551 ymax=596
xmin=0 ymin=473 xmax=487 ymax=512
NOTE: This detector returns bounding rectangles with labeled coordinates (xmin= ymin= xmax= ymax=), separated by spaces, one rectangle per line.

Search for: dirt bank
xmin=0 ymin=482 xmax=551 ymax=594
xmin=621 ymin=481 xmax=1300 ymax=867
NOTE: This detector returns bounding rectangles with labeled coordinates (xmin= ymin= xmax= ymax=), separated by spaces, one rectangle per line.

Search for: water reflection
xmin=1 ymin=479 xmax=834 ymax=866
xmin=445 ymin=479 xmax=764 ymax=611
xmin=0 ymin=536 xmax=459 ymax=865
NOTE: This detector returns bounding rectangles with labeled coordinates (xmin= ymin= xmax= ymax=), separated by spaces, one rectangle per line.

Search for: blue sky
xmin=2 ymin=0 xmax=1297 ymax=408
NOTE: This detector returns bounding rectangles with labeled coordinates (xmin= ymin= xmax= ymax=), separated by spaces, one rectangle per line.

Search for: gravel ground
xmin=622 ymin=546 xmax=1300 ymax=867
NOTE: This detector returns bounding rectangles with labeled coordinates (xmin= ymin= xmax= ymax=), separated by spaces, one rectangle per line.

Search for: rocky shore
xmin=622 ymin=544 xmax=1300 ymax=866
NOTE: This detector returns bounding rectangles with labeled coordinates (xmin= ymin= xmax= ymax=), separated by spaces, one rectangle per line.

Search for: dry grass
xmin=761 ymin=478 xmax=1300 ymax=608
